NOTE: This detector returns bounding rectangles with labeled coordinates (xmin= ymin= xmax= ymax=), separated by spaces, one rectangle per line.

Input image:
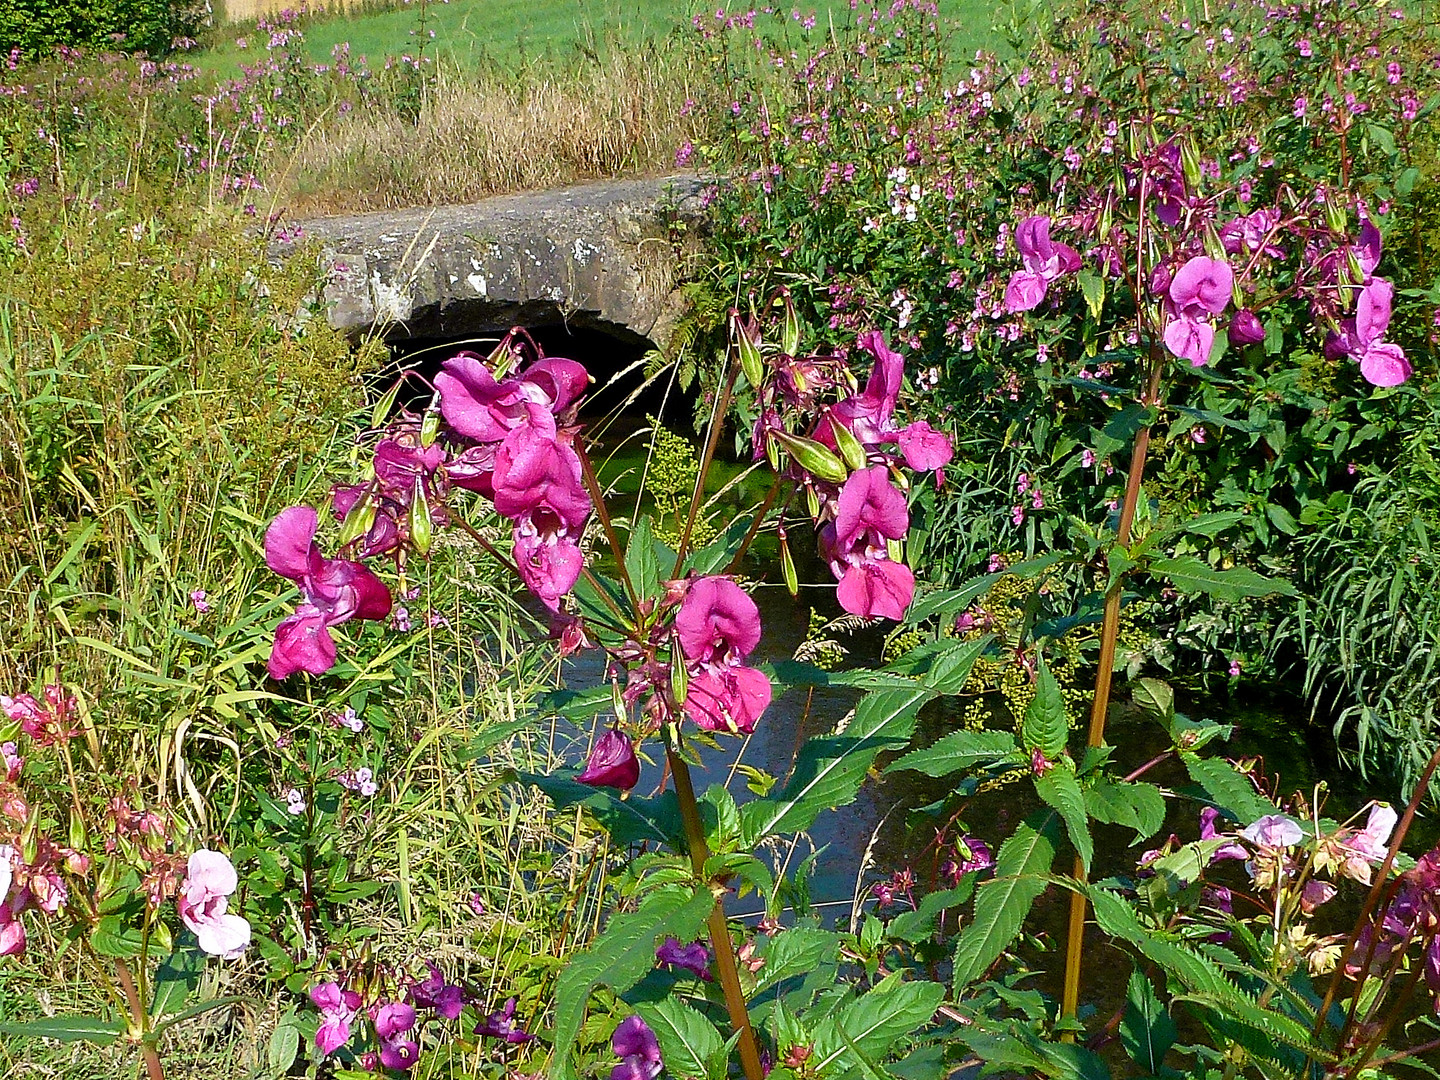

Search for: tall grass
xmin=277 ymin=46 xmax=711 ymax=214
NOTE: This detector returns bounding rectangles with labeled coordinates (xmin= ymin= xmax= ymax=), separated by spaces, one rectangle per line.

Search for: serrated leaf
xmin=625 ymin=516 xmax=662 ymax=603
xmin=552 ymin=887 xmax=715 ymax=1071
xmin=635 ymin=998 xmax=723 ymax=1080
xmin=1147 ymin=557 xmax=1298 ymax=600
xmin=1182 ymin=756 xmax=1275 ymax=824
xmin=521 ymin=772 xmax=683 ymax=850
xmin=951 ymin=812 xmax=1059 ymax=987
xmin=919 ymin=636 xmax=992 ymax=695
xmin=149 ymin=947 xmax=203 ymax=1020
xmin=1120 ymin=967 xmax=1176 ymax=1072
xmin=741 ymin=687 xmax=929 ymax=842
xmin=812 ymin=977 xmax=946 ymax=1071
xmin=1131 ymin=677 xmax=1174 ymax=722
xmin=887 ymin=885 xmax=974 ymax=944
xmin=1085 ymin=779 xmax=1166 ymax=845
xmin=887 ymin=729 xmax=1019 ymax=777
xmin=1021 ymin=657 xmax=1067 ymax=758
xmin=1036 ymin=764 xmax=1092 ymax=872
xmin=754 ymin=928 xmax=839 ymax=994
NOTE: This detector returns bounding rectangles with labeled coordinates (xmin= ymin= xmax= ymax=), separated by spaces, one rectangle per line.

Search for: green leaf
xmin=521 ymin=772 xmax=683 ymax=850
xmin=754 ymin=927 xmax=839 ymax=993
xmin=1182 ymin=755 xmax=1275 ymax=824
xmin=950 ymin=811 xmax=1059 ymax=988
xmin=625 ymin=516 xmax=662 ymax=602
xmin=1078 ymin=269 xmax=1105 ymax=319
xmin=1119 ymin=967 xmax=1176 ymax=1073
xmin=91 ymin=914 xmax=146 ymax=958
xmin=1036 ymin=764 xmax=1092 ymax=872
xmin=919 ymin=636 xmax=992 ymax=695
xmin=268 ymin=1017 xmax=302 ymax=1074
xmin=552 ymin=886 xmax=715 ymax=1072
xmin=1147 ymin=557 xmax=1298 ymax=600
xmin=685 ymin=515 xmax=756 ymax=576
xmin=1084 ymin=779 xmax=1166 ymax=845
xmin=812 ymin=976 xmax=946 ymax=1071
xmin=887 ymin=729 xmax=1019 ymax=777
xmin=635 ymin=998 xmax=724 ymax=1080
xmin=741 ymin=687 xmax=930 ymax=842
xmin=1131 ymin=677 xmax=1174 ymax=722
xmin=1021 ymin=656 xmax=1067 ymax=759
xmin=0 ymin=1015 xmax=123 ymax=1045
xmin=149 ymin=947 xmax=203 ymax=1020
xmin=887 ymin=885 xmax=974 ymax=944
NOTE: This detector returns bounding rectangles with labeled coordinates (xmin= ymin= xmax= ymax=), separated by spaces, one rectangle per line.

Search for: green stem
xmin=1060 ymin=353 xmax=1162 ymax=1036
xmin=575 ymin=441 xmax=639 ymax=608
xmin=674 ymin=358 xmax=741 ymax=576
xmin=114 ymin=959 xmax=164 ymax=1080
xmin=664 ymin=734 xmax=764 ymax=1080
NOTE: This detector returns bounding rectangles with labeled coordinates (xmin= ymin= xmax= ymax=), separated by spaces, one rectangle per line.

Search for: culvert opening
xmin=376 ymin=314 xmax=687 ymax=428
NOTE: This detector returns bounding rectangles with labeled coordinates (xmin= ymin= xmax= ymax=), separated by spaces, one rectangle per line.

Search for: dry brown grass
xmin=275 ymin=48 xmax=714 ymax=216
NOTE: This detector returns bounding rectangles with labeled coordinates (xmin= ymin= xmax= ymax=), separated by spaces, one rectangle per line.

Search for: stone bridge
xmin=292 ymin=175 xmax=709 ymax=359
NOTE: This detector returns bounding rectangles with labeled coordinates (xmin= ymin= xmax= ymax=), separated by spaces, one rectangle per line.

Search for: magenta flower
xmin=409 ymin=962 xmax=467 ymax=1020
xmin=1163 ymin=312 xmax=1217 ymax=367
xmin=177 ymin=849 xmax=250 ymax=959
xmin=611 ymin=1016 xmax=663 ymax=1080
xmin=435 ymin=352 xmax=587 ymax=442
xmin=820 ymin=467 xmax=914 ymax=619
xmin=1220 ymin=210 xmax=1284 ymax=259
xmin=311 ymin=981 xmax=362 ymax=1056
xmin=474 ymin=997 xmax=533 ymax=1043
xmin=0 ymin=899 xmax=23 ymax=957
xmin=954 ymin=835 xmax=994 ymax=874
xmin=1004 ymin=215 xmax=1081 ymax=313
xmin=816 ymin=330 xmax=905 ymax=449
xmin=656 ymin=936 xmax=713 ymax=980
xmin=897 ymin=421 xmax=953 ymax=472
xmin=676 ymin=577 xmax=763 ymax=665
xmin=264 ymin=506 xmax=393 ymax=678
xmin=492 ymin=427 xmax=591 ymax=610
xmin=1199 ymin=807 xmax=1248 ymax=862
xmin=1228 ymin=310 xmax=1266 ymax=346
xmin=685 ymin=664 xmax=773 ymax=735
xmin=578 ymin=728 xmax=641 ymax=791
xmin=376 ymin=1001 xmax=419 ymax=1070
xmin=1170 ymin=257 xmax=1234 ymax=316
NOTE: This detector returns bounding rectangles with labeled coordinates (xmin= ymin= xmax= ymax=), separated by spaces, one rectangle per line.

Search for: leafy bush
xmin=0 ymin=0 xmax=198 ymax=57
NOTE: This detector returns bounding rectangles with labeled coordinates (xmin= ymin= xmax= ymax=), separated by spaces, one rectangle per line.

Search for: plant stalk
xmin=114 ymin=959 xmax=164 ymax=1080
xmin=1059 ymin=356 xmax=1161 ymax=1036
xmin=664 ymin=737 xmax=765 ymax=1080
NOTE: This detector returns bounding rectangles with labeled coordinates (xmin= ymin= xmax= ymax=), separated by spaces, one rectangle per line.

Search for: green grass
xmin=199 ymin=0 xmax=1003 ymax=76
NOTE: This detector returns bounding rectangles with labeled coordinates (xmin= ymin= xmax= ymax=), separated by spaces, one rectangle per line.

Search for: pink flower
xmin=265 ymin=506 xmax=393 ymax=678
xmin=685 ymin=665 xmax=773 ymax=734
xmin=578 ymin=729 xmax=641 ymax=790
xmin=177 ymin=849 xmax=250 ymax=958
xmin=816 ymin=330 xmax=904 ymax=449
xmin=954 ymin=835 xmax=994 ymax=874
xmin=820 ymin=467 xmax=914 ymax=619
xmin=475 ymin=996 xmax=533 ymax=1043
xmin=1163 ymin=312 xmax=1216 ymax=367
xmin=375 ymin=1001 xmax=419 ymax=1070
xmin=897 ymin=421 xmax=953 ymax=471
xmin=311 ymin=981 xmax=362 ymax=1055
xmin=1169 ymin=256 xmax=1233 ymax=317
xmin=1004 ymin=215 xmax=1081 ymax=313
xmin=656 ymin=936 xmax=713 ymax=980
xmin=612 ymin=1016 xmax=663 ymax=1080
xmin=1300 ymin=879 xmax=1337 ymax=914
xmin=435 ymin=352 xmax=587 ymax=442
xmin=1344 ymin=802 xmax=1397 ymax=864
xmin=676 ymin=578 xmax=763 ymax=666
xmin=1241 ymin=814 xmax=1304 ymax=848
xmin=1228 ymin=310 xmax=1266 ymax=346
xmin=1330 ymin=278 xmax=1412 ymax=387
xmin=492 ymin=427 xmax=591 ymax=609
xmin=189 ymin=588 xmax=211 ymax=613
xmin=1200 ymin=807 xmax=1248 ymax=862
xmin=0 ymin=742 xmax=17 ymax=782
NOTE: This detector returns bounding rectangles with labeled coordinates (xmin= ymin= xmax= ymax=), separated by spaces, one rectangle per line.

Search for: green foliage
xmin=0 ymin=0 xmax=196 ymax=57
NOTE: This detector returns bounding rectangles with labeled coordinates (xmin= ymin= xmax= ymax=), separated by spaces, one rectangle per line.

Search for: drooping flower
xmin=409 ymin=962 xmax=467 ymax=1020
xmin=1331 ymin=278 xmax=1412 ymax=387
xmin=435 ymin=351 xmax=588 ymax=443
xmin=1163 ymin=313 xmax=1217 ymax=367
xmin=265 ymin=506 xmax=393 ymax=678
xmin=1004 ymin=215 xmax=1082 ymax=313
xmin=474 ymin=997 xmax=533 ymax=1043
xmin=1199 ymin=807 xmax=1248 ymax=862
xmin=1241 ymin=814 xmax=1305 ymax=849
xmin=311 ymin=981 xmax=362 ymax=1056
xmin=815 ymin=330 xmax=905 ymax=449
xmin=611 ymin=1015 xmax=663 ymax=1080
xmin=1170 ymin=256 xmax=1234 ymax=317
xmin=675 ymin=577 xmax=763 ymax=666
xmin=375 ymin=1001 xmax=419 ymax=1071
xmin=656 ymin=936 xmax=713 ymax=981
xmin=177 ymin=849 xmax=250 ymax=959
xmin=954 ymin=835 xmax=994 ymax=874
xmin=897 ymin=421 xmax=953 ymax=472
xmin=819 ymin=466 xmax=914 ymax=619
xmin=685 ymin=664 xmax=773 ymax=735
xmin=1228 ymin=310 xmax=1266 ymax=346
xmin=491 ymin=426 xmax=591 ymax=610
xmin=578 ymin=729 xmax=641 ymax=791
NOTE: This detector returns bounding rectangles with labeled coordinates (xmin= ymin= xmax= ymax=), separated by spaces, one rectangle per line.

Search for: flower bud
xmin=1180 ymin=139 xmax=1202 ymax=190
xmin=1228 ymin=310 xmax=1266 ymax=346
xmin=732 ymin=310 xmax=764 ymax=390
xmin=408 ymin=479 xmax=433 ymax=556
xmin=419 ymin=408 xmax=441 ymax=448
xmin=577 ymin=729 xmax=640 ymax=791
xmin=780 ymin=287 xmax=801 ymax=357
